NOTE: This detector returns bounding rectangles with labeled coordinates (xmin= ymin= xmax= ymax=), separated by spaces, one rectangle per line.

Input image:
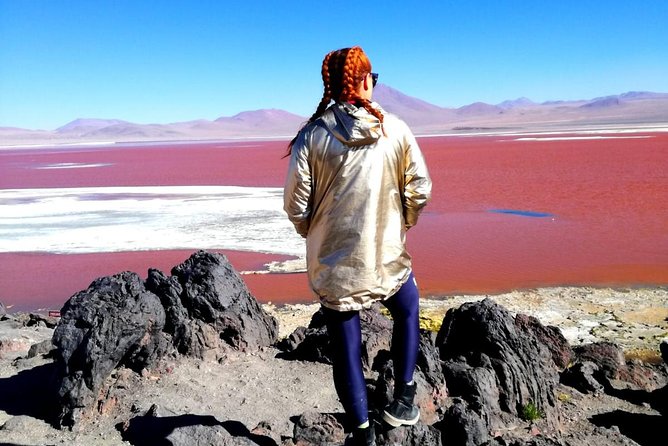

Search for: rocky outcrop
xmin=515 ymin=313 xmax=572 ymax=370
xmin=27 ymin=339 xmax=55 ymax=358
xmin=572 ymin=342 xmax=626 ymax=382
xmin=146 ymin=251 xmax=279 ymax=358
xmin=0 ymin=301 xmax=6 ymax=316
xmin=53 ymin=272 xmax=169 ymax=427
xmin=0 ymin=313 xmax=62 ymax=360
xmin=435 ymin=298 xmax=561 ymax=441
xmin=564 ymin=340 xmax=668 ymax=395
xmin=52 ymin=250 xmax=279 ymax=428
xmin=560 ymin=362 xmax=605 ymax=394
xmin=277 ymin=303 xmax=391 ymax=371
xmin=291 ymin=411 xmax=346 ymax=445
xmin=120 ymin=404 xmax=271 ymax=445
xmin=377 ymin=423 xmax=442 ymax=446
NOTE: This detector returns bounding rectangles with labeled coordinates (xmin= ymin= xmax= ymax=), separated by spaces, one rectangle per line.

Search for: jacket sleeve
xmin=402 ymin=126 xmax=432 ymax=229
xmin=283 ymin=130 xmax=313 ymax=238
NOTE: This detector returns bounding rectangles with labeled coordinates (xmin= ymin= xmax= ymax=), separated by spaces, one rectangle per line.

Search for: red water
xmin=1 ymin=134 xmax=667 ymax=311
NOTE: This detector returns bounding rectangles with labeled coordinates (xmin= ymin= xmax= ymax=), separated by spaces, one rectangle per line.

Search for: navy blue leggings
xmin=323 ymin=272 xmax=420 ymax=426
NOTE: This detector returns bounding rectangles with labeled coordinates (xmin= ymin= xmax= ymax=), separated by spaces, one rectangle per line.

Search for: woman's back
xmin=285 ymin=101 xmax=430 ymax=310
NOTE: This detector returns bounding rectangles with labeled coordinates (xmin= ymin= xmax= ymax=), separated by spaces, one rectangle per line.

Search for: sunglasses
xmin=370 ymin=72 xmax=378 ymax=87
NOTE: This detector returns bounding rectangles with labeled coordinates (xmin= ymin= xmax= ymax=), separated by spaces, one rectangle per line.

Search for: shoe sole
xmin=382 ymin=410 xmax=420 ymax=427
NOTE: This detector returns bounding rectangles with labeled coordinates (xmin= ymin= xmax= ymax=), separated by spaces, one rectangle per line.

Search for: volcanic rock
xmin=53 ymin=272 xmax=169 ymax=427
xmin=560 ymin=361 xmax=605 ymax=394
xmin=377 ymin=422 xmax=442 ymax=446
xmin=292 ymin=411 xmax=345 ymax=446
xmin=278 ymin=303 xmax=391 ymax=371
xmin=440 ymin=398 xmax=491 ymax=446
xmin=435 ymin=298 xmax=561 ymax=436
xmin=660 ymin=339 xmax=668 ymax=365
xmin=515 ymin=313 xmax=572 ymax=369
xmin=27 ymin=338 xmax=55 ymax=358
xmin=146 ymin=250 xmax=279 ymax=357
xmin=120 ymin=404 xmax=261 ymax=445
xmin=26 ymin=313 xmax=59 ymax=329
xmin=572 ymin=342 xmax=626 ymax=382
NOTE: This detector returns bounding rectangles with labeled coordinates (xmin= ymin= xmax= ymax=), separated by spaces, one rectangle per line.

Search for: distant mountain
xmin=56 ymin=118 xmax=129 ymax=134
xmin=581 ymin=97 xmax=621 ymax=108
xmin=498 ymin=97 xmax=535 ymax=109
xmin=599 ymin=91 xmax=668 ymax=101
xmin=372 ymin=84 xmax=454 ymax=125
xmin=215 ymin=109 xmax=304 ymax=131
xmin=373 ymin=84 xmax=447 ymax=114
xmin=456 ymin=102 xmax=504 ymax=116
xmin=2 ymin=89 xmax=667 ymax=145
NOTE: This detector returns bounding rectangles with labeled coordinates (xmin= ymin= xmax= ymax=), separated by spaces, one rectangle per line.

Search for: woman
xmin=284 ymin=46 xmax=431 ymax=445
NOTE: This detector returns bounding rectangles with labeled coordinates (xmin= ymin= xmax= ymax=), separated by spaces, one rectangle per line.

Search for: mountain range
xmin=2 ymin=86 xmax=667 ymax=144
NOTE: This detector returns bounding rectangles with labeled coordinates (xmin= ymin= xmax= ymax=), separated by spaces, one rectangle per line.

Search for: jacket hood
xmin=319 ymin=102 xmax=384 ymax=147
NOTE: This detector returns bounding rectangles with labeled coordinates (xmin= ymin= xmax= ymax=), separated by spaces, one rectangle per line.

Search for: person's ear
xmin=363 ymin=75 xmax=369 ymax=90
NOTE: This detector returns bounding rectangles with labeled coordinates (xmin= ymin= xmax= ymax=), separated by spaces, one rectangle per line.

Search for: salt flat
xmin=0 ymin=186 xmax=304 ymax=259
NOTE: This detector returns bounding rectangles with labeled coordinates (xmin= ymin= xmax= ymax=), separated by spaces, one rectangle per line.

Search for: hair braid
xmin=286 ymin=46 xmax=384 ymax=155
xmin=341 ymin=47 xmax=385 ymax=131
xmin=340 ymin=47 xmax=360 ymax=101
xmin=305 ymin=52 xmax=333 ymax=124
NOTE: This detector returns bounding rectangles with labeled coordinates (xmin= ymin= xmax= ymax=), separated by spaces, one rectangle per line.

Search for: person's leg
xmin=382 ymin=272 xmax=420 ymax=383
xmin=381 ymin=272 xmax=421 ymax=426
xmin=323 ymin=307 xmax=369 ymax=428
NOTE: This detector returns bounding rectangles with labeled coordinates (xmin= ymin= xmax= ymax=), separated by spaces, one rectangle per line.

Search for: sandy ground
xmin=0 ymin=286 xmax=666 ymax=445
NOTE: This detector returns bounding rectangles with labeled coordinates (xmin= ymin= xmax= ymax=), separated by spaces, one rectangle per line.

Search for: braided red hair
xmin=286 ymin=46 xmax=384 ymax=155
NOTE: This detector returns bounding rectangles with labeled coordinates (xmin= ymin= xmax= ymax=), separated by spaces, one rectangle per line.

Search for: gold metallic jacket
xmin=284 ymin=102 xmax=431 ymax=311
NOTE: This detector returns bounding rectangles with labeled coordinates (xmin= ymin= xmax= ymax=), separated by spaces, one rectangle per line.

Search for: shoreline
xmin=2 ymin=122 xmax=668 ymax=149
xmin=4 ymin=283 xmax=666 ymax=357
xmin=264 ymin=284 xmax=668 ymax=358
xmin=3 ymin=248 xmax=668 ymax=314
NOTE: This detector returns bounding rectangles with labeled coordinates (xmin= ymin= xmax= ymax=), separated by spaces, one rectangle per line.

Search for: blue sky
xmin=1 ymin=0 xmax=667 ymax=130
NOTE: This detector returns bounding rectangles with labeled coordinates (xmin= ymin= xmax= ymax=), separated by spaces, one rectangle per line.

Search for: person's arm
xmin=402 ymin=127 xmax=432 ymax=229
xmin=283 ymin=131 xmax=313 ymax=238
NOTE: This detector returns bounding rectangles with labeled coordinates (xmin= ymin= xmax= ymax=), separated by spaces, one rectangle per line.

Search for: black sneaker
xmin=382 ymin=381 xmax=420 ymax=427
xmin=347 ymin=424 xmax=376 ymax=446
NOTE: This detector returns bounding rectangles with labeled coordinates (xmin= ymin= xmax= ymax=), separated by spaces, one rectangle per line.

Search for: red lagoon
xmin=1 ymin=134 xmax=667 ymax=311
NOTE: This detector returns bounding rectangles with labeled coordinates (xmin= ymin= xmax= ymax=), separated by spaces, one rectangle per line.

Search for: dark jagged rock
xmin=168 ymin=424 xmax=256 ymax=446
xmin=661 ymin=340 xmax=668 ymax=365
xmin=416 ymin=330 xmax=446 ymax=388
xmin=278 ymin=304 xmax=392 ymax=371
xmin=27 ymin=339 xmax=55 ymax=358
xmin=120 ymin=404 xmax=263 ymax=445
xmin=377 ymin=422 xmax=442 ymax=446
xmin=292 ymin=411 xmax=345 ymax=445
xmin=560 ymin=361 xmax=604 ymax=394
xmin=27 ymin=313 xmax=59 ymax=329
xmin=435 ymin=298 xmax=561 ymax=435
xmin=622 ymin=358 xmax=668 ymax=392
xmin=569 ymin=341 xmax=668 ymax=393
xmin=484 ymin=436 xmax=565 ymax=446
xmin=277 ymin=323 xmax=330 ymax=364
xmin=572 ymin=342 xmax=626 ymax=382
xmin=514 ymin=313 xmax=572 ymax=370
xmin=50 ymin=250 xmax=279 ymax=428
xmin=53 ymin=272 xmax=169 ymax=427
xmin=440 ymin=398 xmax=491 ymax=446
xmin=147 ymin=251 xmax=279 ymax=356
